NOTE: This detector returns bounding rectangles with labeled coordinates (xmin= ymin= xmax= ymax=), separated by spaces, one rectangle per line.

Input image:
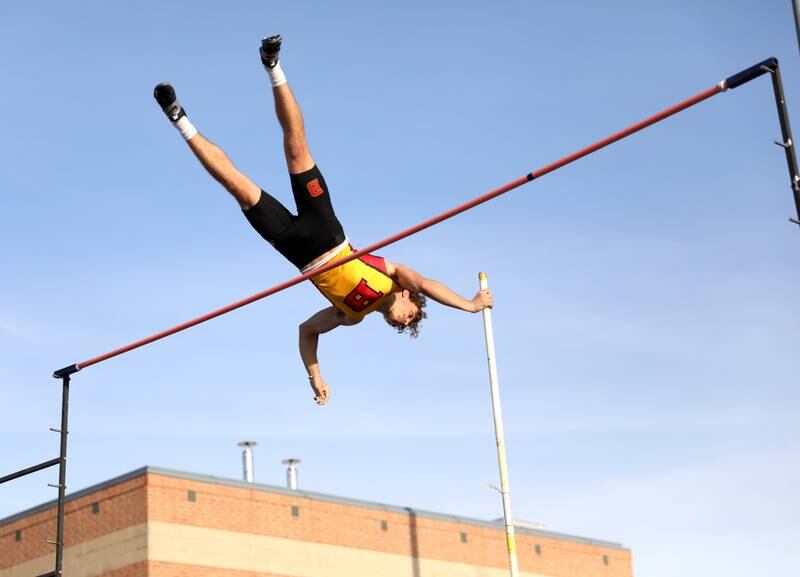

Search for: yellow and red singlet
xmin=308 ymin=244 xmax=399 ymax=320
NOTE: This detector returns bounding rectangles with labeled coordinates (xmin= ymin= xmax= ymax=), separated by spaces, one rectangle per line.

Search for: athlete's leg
xmin=274 ymin=84 xmax=315 ymax=175
xmin=154 ymin=83 xmax=261 ymax=210
xmin=260 ymin=35 xmax=315 ymax=175
xmin=185 ymin=133 xmax=261 ymax=210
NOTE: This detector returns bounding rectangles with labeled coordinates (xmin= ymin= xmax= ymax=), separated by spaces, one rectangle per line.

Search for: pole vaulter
xmin=53 ymin=57 xmax=800 ymax=379
xmin=2 ymin=56 xmax=797 ymax=577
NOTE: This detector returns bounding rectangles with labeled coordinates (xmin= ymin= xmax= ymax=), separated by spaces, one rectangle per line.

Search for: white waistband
xmin=301 ymin=237 xmax=350 ymax=274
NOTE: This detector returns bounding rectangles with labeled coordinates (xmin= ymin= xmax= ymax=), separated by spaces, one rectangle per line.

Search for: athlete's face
xmin=385 ymin=290 xmax=419 ymax=327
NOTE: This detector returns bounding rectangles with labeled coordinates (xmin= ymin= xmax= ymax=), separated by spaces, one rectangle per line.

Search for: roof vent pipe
xmin=238 ymin=441 xmax=257 ymax=483
xmin=282 ymin=458 xmax=301 ymax=490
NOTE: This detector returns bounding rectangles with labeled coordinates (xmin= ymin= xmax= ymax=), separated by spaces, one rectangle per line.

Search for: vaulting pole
xmin=478 ymin=272 xmax=519 ymax=577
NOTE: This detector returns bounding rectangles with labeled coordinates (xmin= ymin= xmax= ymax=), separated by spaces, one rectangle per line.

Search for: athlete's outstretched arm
xmin=298 ymin=306 xmax=361 ymax=405
xmin=387 ymin=262 xmax=493 ymax=312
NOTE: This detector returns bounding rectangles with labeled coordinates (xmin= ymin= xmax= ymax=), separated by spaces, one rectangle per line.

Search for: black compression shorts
xmin=243 ymin=165 xmax=346 ymax=269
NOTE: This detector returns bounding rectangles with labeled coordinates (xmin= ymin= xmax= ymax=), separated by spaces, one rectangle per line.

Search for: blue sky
xmin=1 ymin=1 xmax=799 ymax=576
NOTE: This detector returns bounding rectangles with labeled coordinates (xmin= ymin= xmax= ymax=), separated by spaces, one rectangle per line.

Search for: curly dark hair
xmin=385 ymin=291 xmax=428 ymax=338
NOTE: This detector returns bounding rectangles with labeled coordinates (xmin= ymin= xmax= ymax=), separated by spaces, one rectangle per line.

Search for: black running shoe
xmin=153 ymin=82 xmax=185 ymax=121
xmin=260 ymin=34 xmax=282 ymax=68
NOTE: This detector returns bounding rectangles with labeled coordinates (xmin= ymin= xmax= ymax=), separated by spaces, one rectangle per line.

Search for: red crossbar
xmin=67 ymin=83 xmax=724 ymax=373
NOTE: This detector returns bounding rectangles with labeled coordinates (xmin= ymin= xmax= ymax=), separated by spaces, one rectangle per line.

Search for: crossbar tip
xmin=53 ymin=364 xmax=78 ymax=379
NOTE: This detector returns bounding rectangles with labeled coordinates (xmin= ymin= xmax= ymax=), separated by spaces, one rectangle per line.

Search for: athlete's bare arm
xmin=386 ymin=261 xmax=493 ymax=312
xmin=299 ymin=306 xmax=361 ymax=405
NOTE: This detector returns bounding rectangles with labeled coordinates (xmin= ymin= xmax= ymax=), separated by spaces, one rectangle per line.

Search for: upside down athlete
xmin=154 ymin=35 xmax=493 ymax=405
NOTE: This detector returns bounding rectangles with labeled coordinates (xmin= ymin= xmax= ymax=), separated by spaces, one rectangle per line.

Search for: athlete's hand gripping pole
xmin=478 ymin=272 xmax=519 ymax=577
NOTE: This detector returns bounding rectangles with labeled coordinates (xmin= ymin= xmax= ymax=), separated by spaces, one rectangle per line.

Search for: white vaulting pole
xmin=479 ymin=272 xmax=519 ymax=577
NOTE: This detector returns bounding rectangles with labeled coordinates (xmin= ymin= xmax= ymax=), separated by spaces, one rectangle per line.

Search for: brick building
xmin=0 ymin=466 xmax=633 ymax=577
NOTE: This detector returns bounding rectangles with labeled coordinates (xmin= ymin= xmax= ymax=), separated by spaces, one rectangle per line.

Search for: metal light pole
xmin=478 ymin=272 xmax=519 ymax=577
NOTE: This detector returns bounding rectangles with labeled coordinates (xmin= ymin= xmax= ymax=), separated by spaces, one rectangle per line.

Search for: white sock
xmin=174 ymin=115 xmax=197 ymax=141
xmin=267 ymin=61 xmax=287 ymax=88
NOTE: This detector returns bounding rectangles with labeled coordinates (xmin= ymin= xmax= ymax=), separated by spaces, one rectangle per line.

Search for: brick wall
xmin=146 ymin=472 xmax=631 ymax=576
xmin=0 ymin=468 xmax=633 ymax=577
xmin=0 ymin=475 xmax=146 ymax=571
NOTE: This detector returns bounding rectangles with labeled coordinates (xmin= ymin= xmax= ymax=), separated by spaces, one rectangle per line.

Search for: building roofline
xmin=0 ymin=465 xmax=627 ymax=551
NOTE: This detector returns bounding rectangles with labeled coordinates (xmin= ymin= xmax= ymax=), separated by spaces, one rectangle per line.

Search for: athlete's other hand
xmin=309 ymin=374 xmax=329 ymax=405
xmin=470 ymin=289 xmax=493 ymax=312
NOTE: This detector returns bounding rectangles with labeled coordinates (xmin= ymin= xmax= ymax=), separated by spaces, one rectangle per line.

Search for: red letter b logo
xmin=344 ymin=279 xmax=384 ymax=312
xmin=307 ymin=179 xmax=325 ymax=197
